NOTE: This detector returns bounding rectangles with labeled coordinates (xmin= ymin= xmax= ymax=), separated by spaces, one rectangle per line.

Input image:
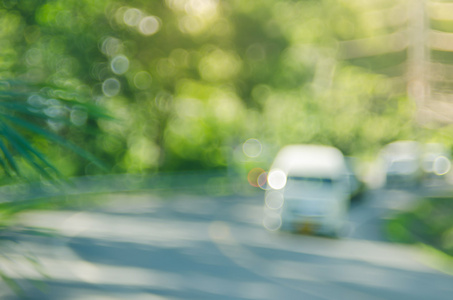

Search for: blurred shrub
xmin=1 ymin=0 xmax=452 ymax=176
xmin=386 ymin=197 xmax=453 ymax=257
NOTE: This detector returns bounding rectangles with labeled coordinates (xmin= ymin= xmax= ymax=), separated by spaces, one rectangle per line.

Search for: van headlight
xmin=267 ymin=169 xmax=287 ymax=190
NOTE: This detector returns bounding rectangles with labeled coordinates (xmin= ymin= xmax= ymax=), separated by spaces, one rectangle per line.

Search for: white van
xmin=379 ymin=141 xmax=423 ymax=188
xmin=264 ymin=145 xmax=350 ymax=237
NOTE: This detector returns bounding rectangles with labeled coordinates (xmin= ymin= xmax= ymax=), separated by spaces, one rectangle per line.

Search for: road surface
xmin=0 ymin=188 xmax=452 ymax=299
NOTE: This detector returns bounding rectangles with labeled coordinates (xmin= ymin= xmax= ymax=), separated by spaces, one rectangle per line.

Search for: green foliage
xmin=386 ymin=197 xmax=453 ymax=257
xmin=0 ymin=80 xmax=110 ymax=181
xmin=0 ymin=0 xmax=449 ymax=175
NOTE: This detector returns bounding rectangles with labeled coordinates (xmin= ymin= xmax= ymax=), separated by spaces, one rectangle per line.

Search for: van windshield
xmin=285 ymin=176 xmax=334 ymax=193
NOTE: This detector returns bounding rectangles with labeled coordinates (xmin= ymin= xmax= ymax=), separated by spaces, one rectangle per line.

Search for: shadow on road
xmin=1 ymin=189 xmax=452 ymax=300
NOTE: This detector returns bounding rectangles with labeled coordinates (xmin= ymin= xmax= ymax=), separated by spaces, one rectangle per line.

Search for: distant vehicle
xmin=264 ymin=145 xmax=350 ymax=237
xmin=379 ymin=140 xmax=423 ymax=188
xmin=344 ymin=156 xmax=366 ymax=200
xmin=421 ymin=143 xmax=451 ymax=183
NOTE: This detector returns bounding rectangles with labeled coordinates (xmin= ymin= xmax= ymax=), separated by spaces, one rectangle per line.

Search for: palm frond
xmin=0 ymin=123 xmax=61 ymax=180
xmin=0 ymin=80 xmax=111 ymax=180
xmin=0 ymin=138 xmax=20 ymax=176
xmin=1 ymin=114 xmax=107 ymax=171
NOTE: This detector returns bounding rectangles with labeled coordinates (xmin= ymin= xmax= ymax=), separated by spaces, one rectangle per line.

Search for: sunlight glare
xmin=267 ymin=169 xmax=287 ymax=190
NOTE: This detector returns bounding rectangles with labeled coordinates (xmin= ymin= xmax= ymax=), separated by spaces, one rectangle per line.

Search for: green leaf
xmin=1 ymin=123 xmax=60 ymax=174
xmin=0 ymin=102 xmax=107 ymax=139
xmin=0 ymin=138 xmax=20 ymax=176
xmin=0 ymin=127 xmax=55 ymax=180
xmin=0 ymin=114 xmax=108 ymax=171
xmin=0 ymin=155 xmax=12 ymax=177
xmin=0 ymin=102 xmax=49 ymax=117
xmin=0 ymin=273 xmax=24 ymax=296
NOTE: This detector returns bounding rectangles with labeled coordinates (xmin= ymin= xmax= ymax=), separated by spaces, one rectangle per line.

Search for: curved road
xmin=1 ymin=188 xmax=452 ymax=299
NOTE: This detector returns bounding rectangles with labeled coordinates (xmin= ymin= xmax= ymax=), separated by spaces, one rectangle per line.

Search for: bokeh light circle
xmin=134 ymin=71 xmax=152 ymax=90
xmin=102 ymin=78 xmax=121 ymax=97
xmin=247 ymin=168 xmax=265 ymax=187
xmin=242 ymin=138 xmax=262 ymax=158
xmin=139 ymin=16 xmax=160 ymax=36
xmin=27 ymin=94 xmax=45 ymax=107
xmin=265 ymin=191 xmax=284 ymax=210
xmin=111 ymin=55 xmax=129 ymax=75
xmin=263 ymin=211 xmax=282 ymax=231
xmin=123 ymin=8 xmax=142 ymax=26
xmin=267 ymin=169 xmax=287 ymax=190
xmin=433 ymin=156 xmax=451 ymax=175
xmin=257 ymin=171 xmax=268 ymax=189
xmin=70 ymin=108 xmax=88 ymax=126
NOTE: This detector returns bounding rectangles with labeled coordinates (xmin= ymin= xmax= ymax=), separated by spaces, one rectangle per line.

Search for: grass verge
xmin=385 ymin=196 xmax=453 ymax=272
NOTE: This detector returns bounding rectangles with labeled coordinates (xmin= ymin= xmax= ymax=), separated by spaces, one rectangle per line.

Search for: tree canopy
xmin=1 ymin=0 xmax=452 ymax=178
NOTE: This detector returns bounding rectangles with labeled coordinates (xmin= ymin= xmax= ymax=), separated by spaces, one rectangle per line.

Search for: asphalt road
xmin=1 ymin=188 xmax=453 ymax=299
